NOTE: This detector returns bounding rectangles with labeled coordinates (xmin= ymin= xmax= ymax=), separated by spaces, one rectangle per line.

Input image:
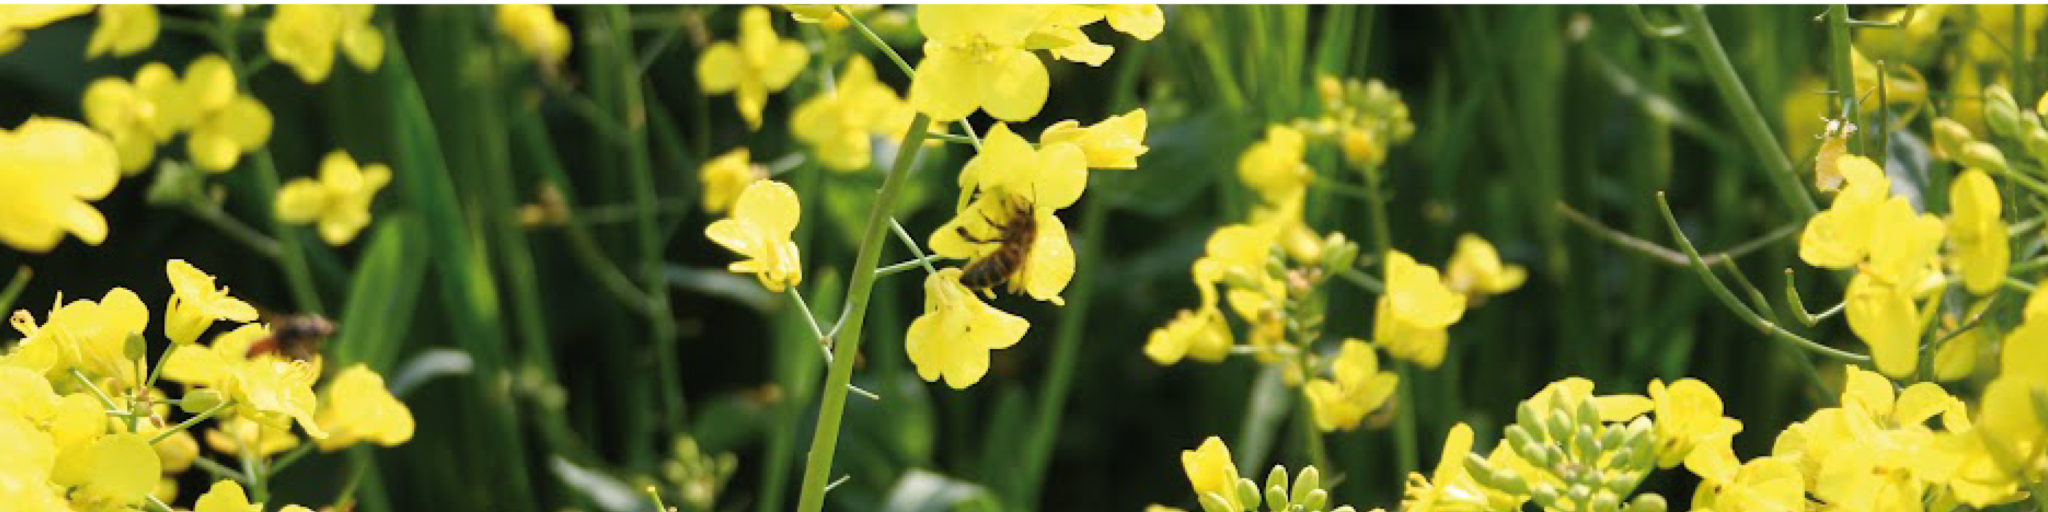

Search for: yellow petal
xmin=759 ymin=40 xmax=809 ymax=91
xmin=979 ymin=48 xmax=1048 ymax=122
xmin=275 ymin=179 xmax=331 ymax=223
xmin=184 ymin=54 xmax=239 ymax=112
xmin=187 ymin=128 xmax=242 ymax=172
xmin=340 ymin=24 xmax=383 ymax=71
xmin=909 ymin=43 xmax=981 ymax=122
xmin=1020 ymin=209 xmax=1074 ymax=303
xmin=1107 ymin=5 xmax=1164 ymax=40
xmin=85 ymin=4 xmax=158 ymax=58
xmin=696 ymin=42 xmax=743 ymax=93
xmin=1030 ymin=142 xmax=1090 ymax=210
xmin=734 ymin=180 xmax=801 ymax=236
xmin=82 ymin=433 xmax=160 ymax=506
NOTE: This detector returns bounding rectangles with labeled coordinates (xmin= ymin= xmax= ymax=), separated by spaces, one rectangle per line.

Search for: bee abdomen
xmin=960 ymin=253 xmax=1017 ymax=289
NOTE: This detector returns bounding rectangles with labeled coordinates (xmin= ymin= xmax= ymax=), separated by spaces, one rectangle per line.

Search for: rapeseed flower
xmin=790 ymin=56 xmax=913 ymax=171
xmin=0 ymin=117 xmax=121 ymax=252
xmin=266 ymin=5 xmax=384 ymax=84
xmin=697 ymin=6 xmax=809 ymax=129
xmin=1648 ymin=378 xmax=1741 ymax=468
xmin=229 ymin=356 xmax=328 ymax=439
xmin=164 ymin=259 xmax=259 ymax=345
xmin=313 ymin=364 xmax=415 ymax=451
xmin=904 ymin=268 xmax=1029 ymax=388
xmin=699 ymin=148 xmax=766 ymax=214
xmin=1304 ymin=339 xmax=1398 ymax=432
xmin=707 ymin=180 xmax=804 ymax=292
xmin=80 ymin=63 xmax=188 ymax=173
xmin=193 ymin=480 xmax=262 ymax=512
xmin=1685 ymin=443 xmax=1803 ymax=512
xmin=1948 ymin=169 xmax=2008 ymax=295
xmin=1401 ymin=423 xmax=1501 ymax=512
xmin=1798 ymin=155 xmax=1889 ymax=268
xmin=931 ymin=123 xmax=1086 ymax=303
xmin=908 ymin=5 xmax=1049 ymax=122
xmin=85 ymin=5 xmax=158 ymax=59
xmin=1237 ymin=125 xmax=1311 ymax=205
xmin=1145 ymin=252 xmax=1230 ymax=365
xmin=6 ymin=288 xmax=149 ymax=390
xmin=784 ymin=5 xmax=877 ymax=31
xmin=1041 ymin=108 xmax=1149 ymax=170
xmin=1374 ymin=251 xmax=1465 ymax=369
xmin=1181 ymin=437 xmax=1247 ymax=512
xmin=1845 ymin=197 xmax=1946 ymax=378
xmin=275 ymin=150 xmax=392 ymax=245
xmin=0 ymin=5 xmax=91 ymax=55
xmin=1443 ymin=234 xmax=1525 ymax=299
xmin=496 ymin=4 xmax=571 ymax=66
xmin=203 ymin=416 xmax=302 ymax=459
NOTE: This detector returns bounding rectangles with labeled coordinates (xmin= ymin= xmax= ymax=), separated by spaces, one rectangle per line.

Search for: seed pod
xmin=181 ymin=388 xmax=225 ymax=414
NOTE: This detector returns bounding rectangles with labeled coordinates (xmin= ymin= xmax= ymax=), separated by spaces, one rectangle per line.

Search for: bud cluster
xmin=1469 ymin=389 xmax=1666 ymax=512
xmin=1199 ymin=465 xmax=1357 ymax=512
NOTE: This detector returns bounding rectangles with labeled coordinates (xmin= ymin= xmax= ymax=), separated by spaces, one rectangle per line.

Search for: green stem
xmin=1334 ymin=267 xmax=1384 ymax=294
xmin=1677 ymin=5 xmax=1820 ymax=217
xmin=266 ymin=441 xmax=319 ymax=476
xmin=887 ymin=218 xmax=941 ymax=276
xmin=836 ymin=6 xmax=982 ymax=149
xmin=186 ymin=203 xmax=282 ymax=260
xmin=1295 ymin=386 xmax=1332 ymax=472
xmin=1656 ymin=192 xmax=1870 ymax=363
xmin=1393 ymin=362 xmax=1419 ymax=479
xmin=875 ymin=255 xmax=951 ymax=278
xmin=1826 ymin=6 xmax=1859 ymax=153
xmin=793 ymin=114 xmax=934 ymax=512
xmin=215 ymin=11 xmax=325 ymax=314
xmin=1357 ymin=164 xmax=1394 ymax=255
xmin=191 ymin=456 xmax=249 ymax=485
xmin=69 ymin=369 xmax=121 ymax=415
xmin=0 ymin=265 xmax=28 ymax=314
xmin=151 ymin=400 xmax=230 ymax=444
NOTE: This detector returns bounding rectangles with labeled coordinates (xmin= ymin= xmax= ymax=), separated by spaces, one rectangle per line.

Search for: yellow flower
xmin=1974 ymin=312 xmax=2047 ymax=483
xmin=0 ymin=366 xmax=59 ymax=420
xmin=63 ymin=433 xmax=161 ymax=510
xmin=707 ymin=180 xmax=804 ymax=292
xmin=697 ymin=6 xmax=810 ymax=129
xmin=313 ymin=364 xmax=415 ymax=451
xmin=1180 ymin=436 xmax=1245 ymax=512
xmin=1948 ymin=169 xmax=2008 ymax=295
xmin=86 ymin=5 xmax=158 ymax=58
xmin=1372 ymin=295 xmax=1446 ymax=369
xmin=0 ymin=412 xmax=66 ymax=508
xmin=1401 ymin=423 xmax=1496 ymax=512
xmin=1040 ymin=108 xmax=1149 ymax=170
xmin=1686 ymin=443 xmax=1804 ymax=512
xmin=0 ymin=5 xmax=91 ymax=55
xmin=1931 ymin=302 xmax=1990 ymax=381
xmin=1103 ymin=5 xmax=1165 ymax=40
xmin=1143 ymin=307 xmax=1231 ymax=366
xmin=1862 ymin=196 xmax=1946 ymax=290
xmin=146 ymin=424 xmax=197 ymax=474
xmin=275 ymin=150 xmax=392 ymax=245
xmin=1304 ymin=339 xmax=1399 ymax=432
xmin=1969 ymin=6 xmax=2047 ymax=65
xmin=1237 ymin=125 xmax=1311 ymax=205
xmin=1374 ymin=251 xmax=1467 ymax=368
xmin=1027 ymin=6 xmax=1114 ymax=66
xmin=203 ymin=416 xmax=301 ymax=459
xmin=1525 ymin=377 xmax=1653 ymax=422
xmin=699 ymin=148 xmax=767 ymax=214
xmin=908 ymin=5 xmax=1049 ymax=122
xmin=790 ymin=56 xmax=912 ymax=171
xmin=266 ymin=5 xmax=383 ymax=84
xmin=1855 ymin=6 xmax=1945 ymax=65
xmin=164 ymin=259 xmax=259 ymax=345
xmin=904 ymin=268 xmax=1029 ymax=388
xmin=931 ymin=123 xmax=1087 ymax=303
xmin=1798 ymin=155 xmax=1889 ymax=268
xmin=229 ymin=357 xmax=328 ymax=439
xmin=163 ymin=323 xmax=265 ymax=386
xmin=6 ymin=288 xmax=149 ymax=389
xmin=1648 ymin=378 xmax=1742 ymax=468
xmin=0 ymin=117 xmax=120 ymax=252
xmin=80 ymin=62 xmax=199 ymax=173
xmin=495 ymin=4 xmax=571 ymax=66
xmin=193 ymin=480 xmax=262 ymax=512
xmin=184 ymin=80 xmax=274 ymax=172
xmin=1845 ymin=272 xmax=1927 ymax=379
xmin=1443 ymin=233 xmax=1525 ymax=298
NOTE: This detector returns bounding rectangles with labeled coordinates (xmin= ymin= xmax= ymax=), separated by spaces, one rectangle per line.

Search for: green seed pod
xmin=1516 ymin=402 xmax=1546 ymax=441
xmin=1291 ymin=466 xmax=1320 ymax=506
xmin=181 ymin=388 xmax=225 ymax=414
xmin=1960 ymin=142 xmax=2011 ymax=175
xmin=1301 ymin=489 xmax=1327 ymax=512
xmin=1199 ymin=492 xmax=1238 ymax=512
xmin=1237 ymin=478 xmax=1263 ymax=511
xmin=1933 ymin=117 xmax=1975 ymax=160
xmin=1628 ymin=493 xmax=1669 ymax=512
xmin=1988 ymin=84 xmax=2023 ymax=139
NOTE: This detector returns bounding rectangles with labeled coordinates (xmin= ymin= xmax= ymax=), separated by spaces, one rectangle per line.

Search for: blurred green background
xmin=0 ymin=4 xmax=1945 ymax=512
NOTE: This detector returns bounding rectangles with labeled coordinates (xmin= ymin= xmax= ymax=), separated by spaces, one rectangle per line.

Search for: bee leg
xmin=957 ymin=225 xmax=995 ymax=244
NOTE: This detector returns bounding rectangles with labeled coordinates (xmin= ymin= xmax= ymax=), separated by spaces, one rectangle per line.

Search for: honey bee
xmin=956 ymin=196 xmax=1037 ymax=290
xmin=246 ymin=313 xmax=335 ymax=362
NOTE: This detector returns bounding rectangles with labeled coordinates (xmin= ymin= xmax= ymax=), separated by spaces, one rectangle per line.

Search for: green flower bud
xmin=1300 ymin=488 xmax=1327 ymax=512
xmin=1530 ymin=483 xmax=1561 ymax=508
xmin=1463 ymin=453 xmax=1497 ymax=487
xmin=1329 ymin=506 xmax=1355 ymax=512
xmin=1236 ymin=478 xmax=1262 ymax=512
xmin=1987 ymin=84 xmax=2023 ymax=139
xmin=1933 ymin=117 xmax=1975 ymax=160
xmin=1491 ymin=466 xmax=1529 ymax=495
xmin=1199 ymin=492 xmax=1238 ymax=512
xmin=1574 ymin=425 xmax=1597 ymax=460
xmin=1574 ymin=396 xmax=1601 ymax=428
xmin=181 ymin=388 xmax=225 ymax=414
xmin=1547 ymin=410 xmax=1575 ymax=445
xmin=1291 ymin=466 xmax=1320 ymax=506
xmin=1320 ymin=234 xmax=1359 ymax=276
xmin=1960 ymin=142 xmax=2011 ymax=175
xmin=1506 ymin=425 xmax=1540 ymax=459
xmin=1516 ymin=402 xmax=1546 ymax=441
xmin=1591 ymin=490 xmax=1621 ymax=512
xmin=1599 ymin=424 xmax=1625 ymax=453
xmin=1627 ymin=493 xmax=1669 ymax=512
xmin=1567 ymin=484 xmax=1592 ymax=506
xmin=1608 ymin=471 xmax=1643 ymax=495
xmin=123 ymin=333 xmax=147 ymax=363
xmin=2027 ymin=127 xmax=2048 ymax=164
xmin=1266 ymin=466 xmax=1291 ymax=510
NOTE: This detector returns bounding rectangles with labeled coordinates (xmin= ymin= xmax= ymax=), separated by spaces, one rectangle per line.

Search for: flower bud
xmin=1574 ymin=425 xmax=1597 ymax=460
xmin=1987 ymin=84 xmax=2023 ymax=139
xmin=1265 ymin=465 xmax=1291 ymax=508
xmin=1198 ymin=492 xmax=1237 ymax=512
xmin=1960 ymin=142 xmax=2010 ymax=176
xmin=1516 ymin=402 xmax=1546 ymax=441
xmin=1627 ymin=493 xmax=1668 ymax=512
xmin=1290 ymin=466 xmax=1320 ymax=506
xmin=1574 ymin=396 xmax=1601 ymax=428
xmin=1933 ymin=117 xmax=1975 ymax=161
xmin=1531 ymin=483 xmax=1561 ymax=507
xmin=1608 ymin=471 xmax=1643 ymax=495
xmin=1491 ymin=466 xmax=1529 ymax=495
xmin=181 ymin=388 xmax=225 ymax=414
xmin=1567 ymin=484 xmax=1592 ymax=505
xmin=1463 ymin=453 xmax=1496 ymax=486
xmin=1235 ymin=478 xmax=1262 ymax=511
xmin=2027 ymin=127 xmax=2048 ymax=164
xmin=1300 ymin=488 xmax=1327 ymax=512
xmin=1546 ymin=410 xmax=1575 ymax=445
xmin=1598 ymin=425 xmax=1625 ymax=454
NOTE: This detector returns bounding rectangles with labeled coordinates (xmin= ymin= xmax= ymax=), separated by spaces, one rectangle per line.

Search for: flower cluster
xmin=82 ymin=54 xmax=275 ymax=173
xmin=2 ymin=260 xmax=412 ymax=509
xmin=274 ymin=150 xmax=393 ymax=246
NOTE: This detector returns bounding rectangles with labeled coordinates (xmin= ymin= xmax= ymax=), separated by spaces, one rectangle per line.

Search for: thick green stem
xmin=1825 ymin=6 xmax=1859 ymax=153
xmin=1678 ymin=5 xmax=1820 ymax=217
xmin=1393 ymin=363 xmax=1419 ymax=479
xmin=793 ymin=114 xmax=933 ymax=512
